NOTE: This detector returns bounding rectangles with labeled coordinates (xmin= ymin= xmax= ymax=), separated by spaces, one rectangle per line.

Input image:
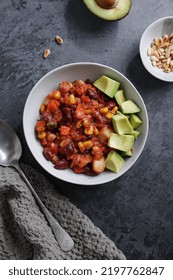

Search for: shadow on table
xmin=126 ymin=53 xmax=169 ymax=93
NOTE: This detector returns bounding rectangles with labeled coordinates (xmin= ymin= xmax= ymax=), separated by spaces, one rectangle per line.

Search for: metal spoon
xmin=0 ymin=119 xmax=74 ymax=251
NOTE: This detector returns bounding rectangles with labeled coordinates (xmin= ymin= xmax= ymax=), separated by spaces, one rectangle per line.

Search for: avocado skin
xmin=83 ymin=0 xmax=132 ymax=21
xmin=121 ymin=150 xmax=133 ymax=157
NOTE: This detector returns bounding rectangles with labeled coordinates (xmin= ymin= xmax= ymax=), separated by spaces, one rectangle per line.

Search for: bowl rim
xmin=139 ymin=16 xmax=173 ymax=82
xmin=23 ymin=62 xmax=149 ymax=185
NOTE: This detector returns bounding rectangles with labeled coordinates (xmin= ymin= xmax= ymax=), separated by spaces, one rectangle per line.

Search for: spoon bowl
xmin=0 ymin=120 xmax=22 ymax=166
xmin=0 ymin=119 xmax=74 ymax=251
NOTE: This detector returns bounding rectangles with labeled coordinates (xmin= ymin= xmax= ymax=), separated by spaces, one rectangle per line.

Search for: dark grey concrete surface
xmin=0 ymin=0 xmax=173 ymax=260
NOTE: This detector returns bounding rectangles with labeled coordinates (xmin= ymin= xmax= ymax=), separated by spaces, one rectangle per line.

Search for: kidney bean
xmin=65 ymin=141 xmax=75 ymax=156
xmin=36 ymin=78 xmax=119 ymax=176
xmin=106 ymin=100 xmax=117 ymax=110
xmin=62 ymin=107 xmax=72 ymax=123
xmin=85 ymin=165 xmax=98 ymax=176
xmin=41 ymin=111 xmax=53 ymax=123
xmin=93 ymin=111 xmax=104 ymax=123
xmin=86 ymin=88 xmax=99 ymax=100
xmin=54 ymin=109 xmax=62 ymax=123
xmin=54 ymin=159 xmax=69 ymax=169
xmin=43 ymin=148 xmax=53 ymax=161
xmin=85 ymin=79 xmax=92 ymax=84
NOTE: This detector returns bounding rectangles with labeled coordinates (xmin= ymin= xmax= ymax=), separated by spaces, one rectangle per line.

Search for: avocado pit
xmin=95 ymin=0 xmax=118 ymax=9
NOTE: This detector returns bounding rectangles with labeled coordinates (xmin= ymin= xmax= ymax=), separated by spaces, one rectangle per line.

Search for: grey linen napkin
xmin=0 ymin=164 xmax=125 ymax=260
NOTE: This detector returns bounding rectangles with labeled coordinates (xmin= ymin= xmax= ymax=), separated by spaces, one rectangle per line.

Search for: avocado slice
xmin=132 ymin=130 xmax=140 ymax=139
xmin=83 ymin=0 xmax=132 ymax=21
xmin=120 ymin=100 xmax=141 ymax=114
xmin=105 ymin=150 xmax=125 ymax=173
xmin=112 ymin=114 xmax=133 ymax=135
xmin=114 ymin=89 xmax=126 ymax=105
xmin=121 ymin=150 xmax=133 ymax=157
xmin=117 ymin=111 xmax=130 ymax=119
xmin=108 ymin=133 xmax=134 ymax=152
xmin=93 ymin=75 xmax=120 ymax=98
xmin=129 ymin=114 xmax=142 ymax=129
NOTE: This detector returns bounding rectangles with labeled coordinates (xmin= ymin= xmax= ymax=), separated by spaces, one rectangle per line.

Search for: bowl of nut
xmin=140 ymin=16 xmax=173 ymax=82
xmin=23 ymin=62 xmax=148 ymax=185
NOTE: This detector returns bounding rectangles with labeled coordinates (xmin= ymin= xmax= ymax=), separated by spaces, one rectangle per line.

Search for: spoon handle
xmin=14 ymin=162 xmax=74 ymax=252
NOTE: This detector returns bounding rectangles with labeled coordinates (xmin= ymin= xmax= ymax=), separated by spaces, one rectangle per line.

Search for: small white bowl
xmin=23 ymin=62 xmax=148 ymax=185
xmin=140 ymin=16 xmax=173 ymax=82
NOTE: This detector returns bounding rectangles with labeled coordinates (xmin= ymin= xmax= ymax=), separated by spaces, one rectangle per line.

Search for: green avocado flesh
xmin=83 ymin=0 xmax=132 ymax=21
xmin=108 ymin=133 xmax=134 ymax=152
xmin=121 ymin=150 xmax=133 ymax=157
xmin=92 ymin=74 xmax=143 ymax=174
xmin=129 ymin=114 xmax=142 ymax=129
xmin=93 ymin=75 xmax=120 ymax=98
xmin=114 ymin=89 xmax=126 ymax=105
xmin=120 ymin=100 xmax=141 ymax=114
xmin=132 ymin=130 xmax=140 ymax=139
xmin=105 ymin=151 xmax=125 ymax=173
xmin=112 ymin=114 xmax=133 ymax=135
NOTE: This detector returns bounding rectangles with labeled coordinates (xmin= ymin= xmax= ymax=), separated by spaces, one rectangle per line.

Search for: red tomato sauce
xmin=35 ymin=79 xmax=119 ymax=176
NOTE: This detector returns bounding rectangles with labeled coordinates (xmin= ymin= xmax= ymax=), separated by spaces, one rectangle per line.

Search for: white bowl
xmin=140 ymin=16 xmax=173 ymax=82
xmin=23 ymin=62 xmax=148 ymax=185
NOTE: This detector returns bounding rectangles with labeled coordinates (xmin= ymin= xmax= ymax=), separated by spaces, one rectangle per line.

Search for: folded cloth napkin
xmin=0 ymin=164 xmax=125 ymax=260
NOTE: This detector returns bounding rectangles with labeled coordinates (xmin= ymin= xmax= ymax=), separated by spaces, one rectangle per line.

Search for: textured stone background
xmin=0 ymin=0 xmax=173 ymax=259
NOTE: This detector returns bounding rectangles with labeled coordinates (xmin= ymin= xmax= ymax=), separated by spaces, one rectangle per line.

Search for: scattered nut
xmin=147 ymin=33 xmax=173 ymax=73
xmin=43 ymin=49 xmax=50 ymax=59
xmin=55 ymin=35 xmax=63 ymax=45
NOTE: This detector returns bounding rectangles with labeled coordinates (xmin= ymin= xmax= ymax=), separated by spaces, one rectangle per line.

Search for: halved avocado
xmin=83 ymin=0 xmax=132 ymax=21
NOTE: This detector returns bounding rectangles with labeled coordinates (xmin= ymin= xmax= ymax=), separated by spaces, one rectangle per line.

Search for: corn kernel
xmin=111 ymin=106 xmax=118 ymax=114
xmin=85 ymin=109 xmax=92 ymax=114
xmin=53 ymin=90 xmax=61 ymax=99
xmin=76 ymin=120 xmax=82 ymax=128
xmin=78 ymin=142 xmax=85 ymax=152
xmin=40 ymin=104 xmax=45 ymax=113
xmin=60 ymin=140 xmax=66 ymax=148
xmin=83 ymin=140 xmax=93 ymax=149
xmin=83 ymin=119 xmax=90 ymax=127
xmin=84 ymin=126 xmax=93 ymax=135
xmin=93 ymin=127 xmax=99 ymax=135
xmin=38 ymin=132 xmax=46 ymax=139
xmin=69 ymin=94 xmax=75 ymax=104
xmin=100 ymin=107 xmax=109 ymax=114
xmin=105 ymin=112 xmax=114 ymax=119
